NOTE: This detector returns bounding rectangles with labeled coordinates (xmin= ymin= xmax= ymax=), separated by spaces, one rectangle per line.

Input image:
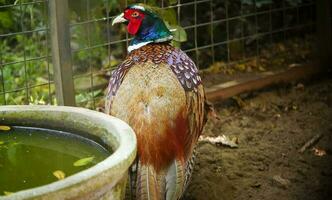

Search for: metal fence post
xmin=48 ymin=0 xmax=76 ymax=106
xmin=316 ymin=0 xmax=332 ymax=69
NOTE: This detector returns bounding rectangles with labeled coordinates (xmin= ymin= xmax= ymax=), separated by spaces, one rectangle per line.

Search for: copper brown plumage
xmin=105 ymin=43 xmax=202 ymax=113
xmin=106 ymin=4 xmax=208 ymax=200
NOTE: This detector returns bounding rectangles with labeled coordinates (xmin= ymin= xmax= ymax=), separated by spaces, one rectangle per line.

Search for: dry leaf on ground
xmin=312 ymin=147 xmax=326 ymax=157
xmin=199 ymin=135 xmax=238 ymax=148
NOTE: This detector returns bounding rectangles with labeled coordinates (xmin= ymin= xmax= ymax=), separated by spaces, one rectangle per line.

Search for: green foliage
xmin=71 ymin=23 xmax=108 ymax=73
xmin=0 ymin=12 xmax=14 ymax=30
xmin=0 ymin=1 xmax=54 ymax=105
xmin=0 ymin=0 xmax=14 ymax=34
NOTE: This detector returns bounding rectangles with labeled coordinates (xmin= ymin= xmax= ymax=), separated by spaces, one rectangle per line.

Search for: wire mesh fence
xmin=0 ymin=0 xmax=52 ymax=105
xmin=0 ymin=0 xmax=319 ymax=109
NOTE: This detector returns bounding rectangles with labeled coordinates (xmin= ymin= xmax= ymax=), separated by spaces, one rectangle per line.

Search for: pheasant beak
xmin=112 ymin=13 xmax=127 ymax=26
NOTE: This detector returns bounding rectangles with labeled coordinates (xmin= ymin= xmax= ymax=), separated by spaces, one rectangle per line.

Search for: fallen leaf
xmin=3 ymin=191 xmax=13 ymax=196
xmin=0 ymin=126 xmax=11 ymax=131
xmin=295 ymin=83 xmax=304 ymax=90
xmin=274 ymin=113 xmax=281 ymax=118
xmin=73 ymin=156 xmax=95 ymax=167
xmin=199 ymin=135 xmax=238 ymax=148
xmin=53 ymin=170 xmax=66 ymax=180
xmin=258 ymin=66 xmax=266 ymax=71
xmin=272 ymin=175 xmax=290 ymax=189
xmin=312 ymin=147 xmax=326 ymax=157
xmin=11 ymin=142 xmax=20 ymax=146
xmin=289 ymin=63 xmax=301 ymax=68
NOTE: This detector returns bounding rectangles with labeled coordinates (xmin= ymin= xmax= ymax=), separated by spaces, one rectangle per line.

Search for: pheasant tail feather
xmin=136 ymin=164 xmax=162 ymax=200
xmin=165 ymin=159 xmax=185 ymax=200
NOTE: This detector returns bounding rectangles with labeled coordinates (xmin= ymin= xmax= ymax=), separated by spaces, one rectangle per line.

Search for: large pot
xmin=0 ymin=105 xmax=136 ymax=200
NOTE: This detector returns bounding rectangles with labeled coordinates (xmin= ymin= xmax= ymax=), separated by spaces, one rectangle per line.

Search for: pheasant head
xmin=112 ymin=4 xmax=173 ymax=52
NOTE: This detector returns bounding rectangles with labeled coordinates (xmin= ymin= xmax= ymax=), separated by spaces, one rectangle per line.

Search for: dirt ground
xmin=184 ymin=77 xmax=332 ymax=200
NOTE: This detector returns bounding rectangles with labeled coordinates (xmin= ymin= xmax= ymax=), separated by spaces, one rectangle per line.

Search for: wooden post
xmin=48 ymin=0 xmax=76 ymax=106
xmin=316 ymin=0 xmax=332 ymax=69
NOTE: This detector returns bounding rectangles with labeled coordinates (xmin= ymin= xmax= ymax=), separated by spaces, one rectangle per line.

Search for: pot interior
xmin=0 ymin=126 xmax=112 ymax=195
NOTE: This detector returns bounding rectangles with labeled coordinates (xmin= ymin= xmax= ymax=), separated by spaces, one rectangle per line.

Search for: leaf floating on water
xmin=53 ymin=170 xmax=66 ymax=180
xmin=11 ymin=142 xmax=20 ymax=146
xmin=3 ymin=191 xmax=13 ymax=196
xmin=73 ymin=156 xmax=94 ymax=167
xmin=0 ymin=125 xmax=11 ymax=131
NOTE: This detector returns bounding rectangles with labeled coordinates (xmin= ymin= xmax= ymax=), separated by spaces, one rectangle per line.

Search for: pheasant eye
xmin=131 ymin=11 xmax=139 ymax=18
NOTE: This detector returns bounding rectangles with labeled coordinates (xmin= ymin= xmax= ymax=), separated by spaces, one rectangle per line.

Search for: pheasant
xmin=106 ymin=4 xmax=208 ymax=200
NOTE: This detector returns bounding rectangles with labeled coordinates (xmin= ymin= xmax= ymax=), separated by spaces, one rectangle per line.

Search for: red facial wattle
xmin=127 ymin=20 xmax=142 ymax=35
xmin=124 ymin=9 xmax=145 ymax=35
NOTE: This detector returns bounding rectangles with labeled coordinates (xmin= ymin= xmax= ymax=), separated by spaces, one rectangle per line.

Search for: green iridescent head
xmin=112 ymin=4 xmax=173 ymax=52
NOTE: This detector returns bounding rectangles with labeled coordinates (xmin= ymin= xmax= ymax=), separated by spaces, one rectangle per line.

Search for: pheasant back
xmin=105 ymin=43 xmax=207 ymax=200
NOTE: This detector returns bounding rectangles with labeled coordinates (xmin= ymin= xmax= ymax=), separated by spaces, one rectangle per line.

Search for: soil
xmin=184 ymin=77 xmax=332 ymax=200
